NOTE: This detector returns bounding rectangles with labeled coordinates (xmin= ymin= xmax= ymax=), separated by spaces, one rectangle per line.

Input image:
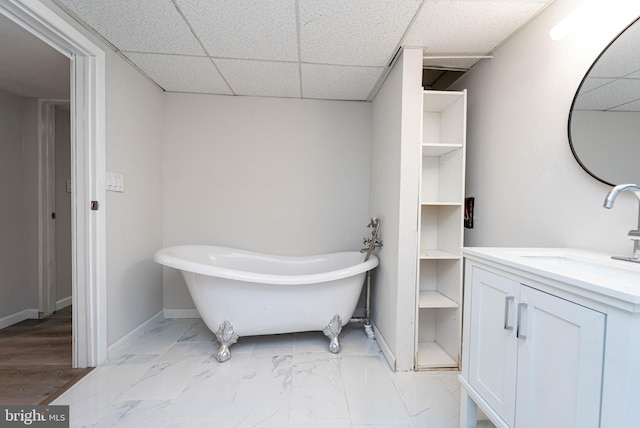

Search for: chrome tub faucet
xmin=361 ymin=218 xmax=382 ymax=262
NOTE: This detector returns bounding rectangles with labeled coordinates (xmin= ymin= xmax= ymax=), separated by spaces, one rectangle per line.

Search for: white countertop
xmin=462 ymin=247 xmax=640 ymax=309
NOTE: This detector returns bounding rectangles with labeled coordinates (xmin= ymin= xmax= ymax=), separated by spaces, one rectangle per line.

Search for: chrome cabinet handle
xmin=516 ymin=303 xmax=528 ymax=340
xmin=504 ymin=296 xmax=515 ymax=330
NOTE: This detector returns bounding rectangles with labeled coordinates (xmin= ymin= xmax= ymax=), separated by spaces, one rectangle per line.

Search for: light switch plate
xmin=106 ymin=171 xmax=125 ymax=192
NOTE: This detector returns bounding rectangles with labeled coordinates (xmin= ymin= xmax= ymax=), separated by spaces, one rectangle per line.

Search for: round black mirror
xmin=568 ymin=16 xmax=640 ymax=186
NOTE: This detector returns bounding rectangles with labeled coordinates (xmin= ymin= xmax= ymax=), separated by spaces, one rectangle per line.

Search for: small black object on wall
xmin=464 ymin=197 xmax=474 ymax=229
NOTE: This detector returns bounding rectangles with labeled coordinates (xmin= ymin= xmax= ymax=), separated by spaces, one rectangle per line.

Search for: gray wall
xmin=21 ymin=99 xmax=39 ymax=316
xmin=0 ymin=89 xmax=30 ymax=320
xmin=454 ymin=0 xmax=640 ymax=255
xmin=0 ymin=93 xmax=44 ymax=323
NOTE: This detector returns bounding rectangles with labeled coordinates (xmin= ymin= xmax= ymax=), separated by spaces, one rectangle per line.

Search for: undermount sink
xmin=517 ymin=253 xmax=640 ymax=281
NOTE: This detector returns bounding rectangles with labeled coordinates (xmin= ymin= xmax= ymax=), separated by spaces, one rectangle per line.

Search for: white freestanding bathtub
xmin=154 ymin=245 xmax=379 ymax=361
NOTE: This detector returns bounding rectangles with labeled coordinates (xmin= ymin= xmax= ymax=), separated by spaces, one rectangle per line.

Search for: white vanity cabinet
xmin=460 ymin=248 xmax=640 ymax=428
xmin=467 ymin=267 xmax=604 ymax=428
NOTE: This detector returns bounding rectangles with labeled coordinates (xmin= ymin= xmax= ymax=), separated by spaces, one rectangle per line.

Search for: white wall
xmin=0 ymin=89 xmax=29 ymax=320
xmin=369 ymin=49 xmax=422 ymax=371
xmin=454 ymin=0 xmax=640 ymax=255
xmin=103 ymin=47 xmax=165 ymax=344
xmin=162 ymin=93 xmax=371 ymax=309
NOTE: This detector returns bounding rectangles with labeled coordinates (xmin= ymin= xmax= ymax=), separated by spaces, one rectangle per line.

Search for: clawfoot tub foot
xmin=214 ymin=320 xmax=239 ymax=362
xmin=323 ymin=314 xmax=343 ymax=354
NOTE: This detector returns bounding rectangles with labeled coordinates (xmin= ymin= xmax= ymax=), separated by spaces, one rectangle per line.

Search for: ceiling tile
xmin=574 ymin=78 xmax=640 ymax=111
xmin=125 ymin=53 xmax=232 ymax=95
xmin=175 ymin=0 xmax=298 ymax=61
xmin=590 ymin=54 xmax=640 ymax=79
xmin=56 ymin=0 xmax=203 ymax=55
xmin=215 ymin=59 xmax=300 ymax=98
xmin=578 ymin=77 xmax=615 ymax=94
xmin=404 ymin=1 xmax=548 ymax=55
xmin=611 ymin=98 xmax=640 ymax=112
xmin=301 ymin=64 xmax=383 ymax=100
xmin=588 ymin=19 xmax=640 ymax=78
xmin=299 ymin=0 xmax=422 ymax=67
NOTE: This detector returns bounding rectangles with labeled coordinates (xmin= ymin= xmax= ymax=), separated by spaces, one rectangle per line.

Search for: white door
xmin=515 ymin=285 xmax=605 ymax=428
xmin=468 ymin=267 xmax=520 ymax=427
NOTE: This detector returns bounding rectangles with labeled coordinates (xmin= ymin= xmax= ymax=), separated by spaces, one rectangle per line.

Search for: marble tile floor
xmin=53 ymin=318 xmax=461 ymax=427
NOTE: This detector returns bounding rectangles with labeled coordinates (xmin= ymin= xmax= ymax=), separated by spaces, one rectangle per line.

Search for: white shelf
xmin=416 ymin=341 xmax=458 ymax=369
xmin=422 ymin=143 xmax=462 ymax=156
xmin=421 ymin=201 xmax=462 ymax=206
xmin=416 ymin=89 xmax=466 ymax=372
xmin=422 ymin=90 xmax=464 ymax=111
xmin=419 ymin=249 xmax=460 ymax=259
xmin=419 ymin=291 xmax=459 ymax=309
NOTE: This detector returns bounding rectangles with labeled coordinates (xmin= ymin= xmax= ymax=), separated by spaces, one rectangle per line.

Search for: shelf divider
xmin=421 ymin=201 xmax=463 ymax=206
xmin=422 ymin=143 xmax=462 ymax=157
xmin=419 ymin=249 xmax=460 ymax=259
xmin=416 ymin=341 xmax=458 ymax=369
xmin=419 ymin=291 xmax=459 ymax=308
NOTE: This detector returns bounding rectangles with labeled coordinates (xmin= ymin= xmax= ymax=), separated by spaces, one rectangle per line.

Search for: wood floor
xmin=0 ymin=306 xmax=92 ymax=405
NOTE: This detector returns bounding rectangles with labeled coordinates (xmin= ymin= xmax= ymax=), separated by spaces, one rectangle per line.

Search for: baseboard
xmin=0 ymin=308 xmax=39 ymax=329
xmin=55 ymin=296 xmax=72 ymax=311
xmin=372 ymin=321 xmax=397 ymax=371
xmin=107 ymin=310 xmax=164 ymax=358
xmin=163 ymin=308 xmax=200 ymax=319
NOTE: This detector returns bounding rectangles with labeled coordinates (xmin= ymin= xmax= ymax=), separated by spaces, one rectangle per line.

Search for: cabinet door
xmin=468 ymin=267 xmax=520 ymax=427
xmin=515 ymin=285 xmax=605 ymax=428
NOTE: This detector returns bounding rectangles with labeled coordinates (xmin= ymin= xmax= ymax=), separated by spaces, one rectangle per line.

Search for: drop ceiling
xmin=11 ymin=0 xmax=557 ymax=101
xmin=0 ymin=0 xmax=553 ymax=100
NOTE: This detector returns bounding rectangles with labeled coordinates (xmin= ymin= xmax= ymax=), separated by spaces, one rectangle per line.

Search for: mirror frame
xmin=567 ymin=15 xmax=640 ymax=186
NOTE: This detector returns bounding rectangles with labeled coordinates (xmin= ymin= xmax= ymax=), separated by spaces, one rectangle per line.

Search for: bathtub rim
xmin=154 ymin=245 xmax=379 ymax=285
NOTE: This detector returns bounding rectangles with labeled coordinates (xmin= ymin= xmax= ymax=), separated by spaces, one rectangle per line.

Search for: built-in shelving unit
xmin=416 ymin=90 xmax=466 ymax=370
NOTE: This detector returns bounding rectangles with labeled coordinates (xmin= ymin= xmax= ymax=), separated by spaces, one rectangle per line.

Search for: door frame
xmin=0 ymin=0 xmax=107 ymax=367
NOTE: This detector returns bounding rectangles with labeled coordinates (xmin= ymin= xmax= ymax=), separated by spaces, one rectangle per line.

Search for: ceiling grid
xmin=38 ymin=0 xmax=556 ymax=101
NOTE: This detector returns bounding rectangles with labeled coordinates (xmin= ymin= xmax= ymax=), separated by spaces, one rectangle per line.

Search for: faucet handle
xmin=628 ymin=230 xmax=640 ymax=240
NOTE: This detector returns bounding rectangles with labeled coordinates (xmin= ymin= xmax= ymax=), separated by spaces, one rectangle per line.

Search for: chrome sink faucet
xmin=603 ymin=183 xmax=640 ymax=262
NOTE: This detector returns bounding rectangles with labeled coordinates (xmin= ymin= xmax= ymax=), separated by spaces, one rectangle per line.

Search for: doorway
xmin=0 ymin=0 xmax=107 ymax=367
